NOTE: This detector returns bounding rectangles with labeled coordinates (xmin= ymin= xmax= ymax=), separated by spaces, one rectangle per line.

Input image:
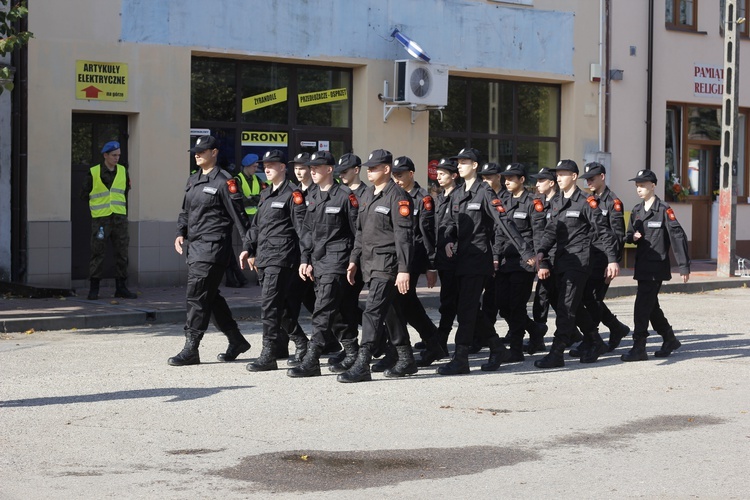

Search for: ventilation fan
xmin=393 ymin=60 xmax=448 ymax=106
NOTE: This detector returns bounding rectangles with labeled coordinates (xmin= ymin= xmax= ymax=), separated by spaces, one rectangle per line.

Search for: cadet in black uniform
xmin=390 ymin=156 xmax=446 ymax=367
xmin=621 ymin=169 xmax=690 ymax=361
xmin=240 ymin=149 xmax=307 ymax=372
xmin=439 ymin=148 xmax=536 ymax=375
xmin=336 ymin=153 xmax=368 ymax=199
xmin=338 ymin=149 xmax=415 ymax=383
xmin=534 ymin=160 xmax=620 ymax=369
xmin=169 ymin=135 xmax=252 ymax=366
xmin=287 ymin=151 xmax=360 ymax=377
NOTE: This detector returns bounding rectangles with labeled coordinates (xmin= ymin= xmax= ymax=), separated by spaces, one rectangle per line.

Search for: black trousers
xmin=309 ymin=274 xmax=359 ymax=348
xmin=552 ymin=268 xmax=591 ymax=345
xmin=89 ymin=215 xmax=130 ymax=280
xmin=185 ymin=260 xmax=238 ymax=337
xmin=437 ymin=269 xmax=459 ymax=342
xmin=496 ymin=270 xmax=535 ymax=344
xmin=533 ymin=274 xmax=556 ymax=323
xmin=633 ymin=280 xmax=672 ymax=339
xmin=360 ymin=278 xmax=409 ymax=349
xmin=454 ymin=274 xmax=497 ymax=348
xmin=395 ymin=272 xmax=438 ymax=342
xmin=282 ymin=271 xmax=316 ymax=340
xmin=257 ymin=266 xmax=295 ymax=343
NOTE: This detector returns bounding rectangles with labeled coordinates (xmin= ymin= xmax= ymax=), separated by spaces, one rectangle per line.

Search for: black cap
xmin=555 ymin=159 xmax=579 ymax=173
xmin=500 ymin=163 xmax=527 ymax=177
xmin=391 ymin=156 xmax=415 ymax=172
xmin=335 ymin=153 xmax=362 ymax=173
xmin=305 ymin=151 xmax=335 ymax=166
xmin=189 ymin=135 xmax=218 ymax=153
xmin=289 ymin=152 xmax=311 ymax=165
xmin=362 ymin=149 xmax=393 ymax=167
xmin=531 ymin=167 xmax=556 ymax=181
xmin=436 ymin=157 xmax=458 ymax=174
xmin=628 ymin=169 xmax=658 ymax=184
xmin=478 ymin=162 xmax=501 ymax=176
xmin=450 ymin=147 xmax=480 ymax=162
xmin=580 ymin=162 xmax=606 ymax=179
xmin=258 ymin=149 xmax=287 ymax=163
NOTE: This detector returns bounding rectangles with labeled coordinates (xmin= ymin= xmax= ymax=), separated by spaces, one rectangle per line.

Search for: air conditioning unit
xmin=393 ymin=59 xmax=448 ymax=107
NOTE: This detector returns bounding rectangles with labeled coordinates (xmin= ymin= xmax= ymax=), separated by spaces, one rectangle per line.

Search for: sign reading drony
xmin=242 ymin=131 xmax=289 ymax=147
xmin=694 ymin=63 xmax=724 ymax=98
xmin=76 ymin=60 xmax=128 ymax=101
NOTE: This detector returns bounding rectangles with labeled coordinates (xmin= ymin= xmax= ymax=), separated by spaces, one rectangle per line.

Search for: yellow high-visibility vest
xmin=89 ymin=164 xmax=127 ymax=218
xmin=237 ymin=173 xmax=263 ymax=215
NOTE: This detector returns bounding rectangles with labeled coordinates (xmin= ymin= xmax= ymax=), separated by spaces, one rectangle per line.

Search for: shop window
xmin=191 ymin=58 xmax=236 ymax=122
xmin=471 ymin=81 xmax=513 ymax=135
xmin=296 ymin=68 xmax=351 ymax=128
xmin=666 ymin=0 xmax=697 ymax=30
xmin=430 ymin=79 xmax=468 ymax=133
xmin=240 ymin=63 xmax=289 ymax=125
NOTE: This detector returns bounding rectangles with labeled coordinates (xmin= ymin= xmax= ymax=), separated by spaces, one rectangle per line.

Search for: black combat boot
xmin=384 ymin=344 xmax=419 ymax=378
xmin=329 ymin=339 xmax=359 ymax=373
xmin=621 ymin=336 xmax=648 ymax=361
xmin=287 ymin=344 xmax=322 ymax=378
xmin=534 ymin=338 xmax=566 ymax=369
xmin=217 ymin=329 xmax=251 ymax=362
xmin=168 ymin=332 xmax=203 ymax=366
xmin=481 ymin=336 xmax=511 ymax=371
xmin=654 ymin=329 xmax=682 ymax=358
xmin=565 ymin=329 xmax=584 ymax=347
xmin=87 ymin=278 xmax=100 ymax=300
xmin=568 ymin=337 xmax=591 ymax=358
xmin=287 ymin=334 xmax=309 ymax=367
xmin=580 ymin=331 xmax=608 ymax=363
xmin=416 ymin=336 xmax=448 ymax=367
xmin=523 ymin=318 xmax=548 ymax=355
xmin=371 ymin=342 xmax=398 ymax=372
xmin=275 ymin=330 xmax=290 ymax=359
xmin=246 ymin=341 xmax=278 ymax=372
xmin=114 ymin=279 xmax=137 ymax=299
xmin=605 ymin=317 xmax=631 ymax=352
xmin=337 ymin=345 xmax=373 ymax=383
xmin=437 ymin=345 xmax=471 ymax=375
xmin=506 ymin=332 xmax=525 ymax=363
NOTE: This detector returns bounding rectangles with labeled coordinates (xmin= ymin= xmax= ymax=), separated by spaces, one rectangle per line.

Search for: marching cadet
xmin=169 ymin=135 xmax=252 ymax=366
xmin=336 ymin=153 xmax=368 ymax=199
xmin=439 ymin=148 xmax=535 ymax=375
xmin=571 ymin=162 xmax=630 ymax=358
xmin=621 ymin=169 xmax=690 ymax=361
xmin=240 ymin=149 xmax=307 ymax=372
xmin=390 ymin=156 xmax=446 ymax=367
xmin=533 ymin=160 xmax=620 ymax=369
xmin=495 ymin=163 xmax=547 ymax=362
xmin=338 ymin=149 xmax=415 ymax=383
xmin=287 ymin=151 xmax=360 ymax=377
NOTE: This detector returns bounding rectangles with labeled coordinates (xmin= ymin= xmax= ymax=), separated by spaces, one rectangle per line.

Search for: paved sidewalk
xmin=1 ymin=260 xmax=747 ymax=334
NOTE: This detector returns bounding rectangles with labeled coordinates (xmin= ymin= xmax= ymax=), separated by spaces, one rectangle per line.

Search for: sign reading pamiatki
xmin=694 ymin=63 xmax=724 ymax=98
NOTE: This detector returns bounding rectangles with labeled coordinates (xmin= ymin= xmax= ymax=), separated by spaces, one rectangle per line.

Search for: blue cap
xmin=101 ymin=141 xmax=120 ymax=154
xmin=241 ymin=153 xmax=259 ymax=167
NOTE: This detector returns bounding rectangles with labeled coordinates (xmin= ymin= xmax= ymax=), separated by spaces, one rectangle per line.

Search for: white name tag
xmin=375 ymin=205 xmax=390 ymax=215
xmin=647 ymin=221 xmax=662 ymax=228
xmin=413 ymin=209 xmax=419 ymax=215
xmin=468 ymin=203 xmax=481 ymax=211
xmin=513 ymin=212 xmax=528 ymax=220
xmin=566 ymin=210 xmax=580 ymax=218
xmin=271 ymin=201 xmax=285 ymax=209
xmin=202 ymin=186 xmax=217 ymax=195
xmin=325 ymin=207 xmax=341 ymax=214
xmin=546 ymin=213 xmax=551 ymax=219
xmin=601 ymin=209 xmax=609 ymax=216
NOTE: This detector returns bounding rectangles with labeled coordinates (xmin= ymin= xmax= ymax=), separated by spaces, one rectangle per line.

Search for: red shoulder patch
xmin=613 ymin=198 xmax=623 ymax=212
xmin=533 ymin=199 xmax=545 ymax=213
xmin=491 ymin=198 xmax=505 ymax=213
xmin=587 ymin=195 xmax=598 ymax=209
xmin=422 ymin=195 xmax=434 ymax=211
xmin=666 ymin=207 xmax=677 ymax=221
xmin=226 ymin=179 xmax=238 ymax=194
xmin=348 ymin=193 xmax=359 ymax=208
xmin=292 ymin=191 xmax=304 ymax=205
xmin=398 ymin=200 xmax=411 ymax=217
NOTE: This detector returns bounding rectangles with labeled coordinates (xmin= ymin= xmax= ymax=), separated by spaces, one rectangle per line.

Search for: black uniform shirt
xmin=591 ymin=186 xmax=626 ymax=267
xmin=626 ymin=197 xmax=690 ymax=281
xmin=532 ymin=192 xmax=558 ymax=270
xmin=247 ymin=180 xmax=306 ymax=269
xmin=407 ymin=182 xmax=437 ymax=273
xmin=445 ymin=180 xmax=534 ymax=276
xmin=351 ymin=182 xmax=368 ymax=200
xmin=537 ymin=186 xmax=618 ymax=272
xmin=497 ymin=189 xmax=536 ymax=273
xmin=350 ymin=179 xmax=414 ymax=283
xmin=176 ymin=167 xmax=250 ymax=265
xmin=300 ymin=182 xmax=359 ymax=275
xmin=434 ymin=188 xmax=457 ymax=271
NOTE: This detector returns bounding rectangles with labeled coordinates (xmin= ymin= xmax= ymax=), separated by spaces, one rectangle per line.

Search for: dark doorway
xmin=70 ymin=114 xmax=129 ymax=280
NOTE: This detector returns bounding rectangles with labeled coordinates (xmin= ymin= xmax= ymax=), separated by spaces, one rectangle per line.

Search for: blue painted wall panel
xmin=121 ymin=0 xmax=573 ymax=75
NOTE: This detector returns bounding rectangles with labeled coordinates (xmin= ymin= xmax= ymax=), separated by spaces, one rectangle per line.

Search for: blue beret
xmin=101 ymin=141 xmax=120 ymax=154
xmin=242 ymin=153 xmax=259 ymax=167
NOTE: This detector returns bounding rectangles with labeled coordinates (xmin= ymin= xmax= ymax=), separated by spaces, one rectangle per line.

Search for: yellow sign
xmin=76 ymin=60 xmax=128 ymax=101
xmin=242 ymin=87 xmax=288 ymax=113
xmin=242 ymin=131 xmax=289 ymax=147
xmin=298 ymin=88 xmax=348 ymax=107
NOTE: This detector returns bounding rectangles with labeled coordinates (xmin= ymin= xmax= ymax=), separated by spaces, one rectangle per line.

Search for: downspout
xmin=604 ymin=0 xmax=612 ymax=152
xmin=10 ymin=14 xmax=28 ymax=282
xmin=599 ymin=0 xmax=605 ymax=151
xmin=646 ymin=0 xmax=654 ymax=170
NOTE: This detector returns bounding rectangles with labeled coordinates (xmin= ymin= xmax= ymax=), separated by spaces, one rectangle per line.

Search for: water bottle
xmin=97 ymin=226 xmax=105 ymax=240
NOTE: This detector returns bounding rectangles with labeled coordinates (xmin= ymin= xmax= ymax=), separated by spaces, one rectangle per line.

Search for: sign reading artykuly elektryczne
xmin=76 ymin=60 xmax=128 ymax=101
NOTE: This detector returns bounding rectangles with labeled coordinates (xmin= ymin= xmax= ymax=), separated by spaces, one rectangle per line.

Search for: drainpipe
xmin=599 ymin=0 xmax=605 ymax=152
xmin=10 ymin=15 xmax=28 ymax=282
xmin=604 ymin=0 xmax=611 ymax=152
xmin=646 ymin=0 xmax=654 ymax=170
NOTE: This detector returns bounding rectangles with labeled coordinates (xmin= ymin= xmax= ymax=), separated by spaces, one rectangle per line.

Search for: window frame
xmin=666 ymin=0 xmax=699 ymax=32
